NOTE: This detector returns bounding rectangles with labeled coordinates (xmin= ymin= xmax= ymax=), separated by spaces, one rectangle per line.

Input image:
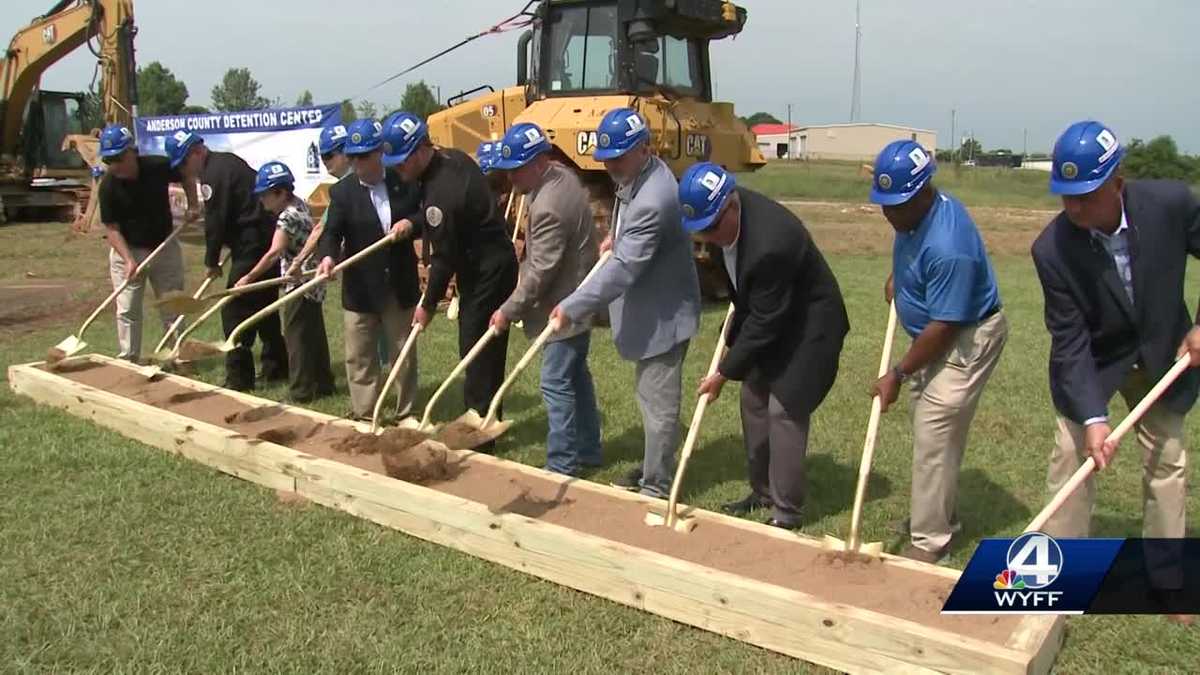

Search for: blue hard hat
xmin=318 ymin=124 xmax=350 ymax=156
xmin=493 ymin=122 xmax=551 ymax=170
xmin=253 ymin=161 xmax=295 ymax=194
xmin=99 ymin=124 xmax=134 ymax=158
xmin=380 ymin=111 xmax=427 ymax=166
xmin=678 ymin=162 xmax=737 ymax=232
xmin=165 ymin=129 xmax=204 ymax=169
xmin=343 ymin=119 xmax=384 ymax=155
xmin=870 ymin=139 xmax=936 ymax=206
xmin=475 ymin=141 xmax=496 ymax=174
xmin=1050 ymin=120 xmax=1124 ymax=195
xmin=593 ymin=108 xmax=650 ymax=161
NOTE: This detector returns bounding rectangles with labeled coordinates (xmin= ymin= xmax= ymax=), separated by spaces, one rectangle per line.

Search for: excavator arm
xmin=1 ymin=0 xmax=136 ymax=158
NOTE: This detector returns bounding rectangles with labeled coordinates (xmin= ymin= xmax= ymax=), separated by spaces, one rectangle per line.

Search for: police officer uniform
xmin=168 ymin=130 xmax=287 ymax=390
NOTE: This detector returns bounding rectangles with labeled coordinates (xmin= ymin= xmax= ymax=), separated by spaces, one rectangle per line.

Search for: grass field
xmin=738 ymin=159 xmax=1064 ymax=211
xmin=2 ymin=215 xmax=1199 ymax=673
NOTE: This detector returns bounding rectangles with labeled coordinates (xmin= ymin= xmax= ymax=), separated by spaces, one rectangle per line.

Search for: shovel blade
xmin=48 ymin=335 xmax=86 ymax=362
xmin=156 ymin=293 xmax=211 ymax=315
xmin=644 ymin=509 xmax=698 ymax=532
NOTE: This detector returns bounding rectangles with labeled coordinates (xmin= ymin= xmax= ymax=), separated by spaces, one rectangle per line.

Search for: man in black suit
xmin=316 ymin=119 xmax=422 ymax=420
xmin=682 ymin=162 xmax=849 ymax=530
xmin=1032 ymin=120 xmax=1200 ymax=543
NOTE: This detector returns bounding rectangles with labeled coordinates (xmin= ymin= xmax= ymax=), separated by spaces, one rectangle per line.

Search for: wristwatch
xmin=892 ymin=365 xmax=909 ymax=383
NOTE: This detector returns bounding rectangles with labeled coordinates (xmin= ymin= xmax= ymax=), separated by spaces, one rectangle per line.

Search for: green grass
xmin=738 ymin=159 xmax=1064 ymax=210
xmin=1 ymin=224 xmax=1198 ymax=672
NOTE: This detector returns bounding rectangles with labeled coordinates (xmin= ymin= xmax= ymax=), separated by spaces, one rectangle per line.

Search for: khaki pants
xmin=344 ymin=296 xmax=417 ymax=419
xmin=910 ymin=311 xmax=1008 ymax=553
xmin=108 ymin=240 xmax=184 ymax=361
xmin=1043 ymin=367 xmax=1188 ymax=538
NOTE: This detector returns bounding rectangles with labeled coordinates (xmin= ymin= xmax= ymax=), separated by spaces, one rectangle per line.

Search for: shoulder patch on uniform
xmin=199 ymin=183 xmax=213 ymax=201
xmin=426 ymin=205 xmax=443 ymax=228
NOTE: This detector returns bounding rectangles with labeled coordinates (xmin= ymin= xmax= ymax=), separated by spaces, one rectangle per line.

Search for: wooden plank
xmin=9 ymin=356 xmax=1060 ymax=674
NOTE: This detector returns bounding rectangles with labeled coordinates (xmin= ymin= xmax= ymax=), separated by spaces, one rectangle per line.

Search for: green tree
xmin=295 ymin=90 xmax=314 ymax=107
xmin=77 ymin=91 xmax=103 ymax=132
xmin=181 ymin=105 xmax=210 ymax=114
xmin=1122 ymin=136 xmax=1200 ymax=182
xmin=210 ymin=67 xmax=270 ymax=112
xmin=959 ymin=137 xmax=982 ymax=160
xmin=741 ymin=111 xmax=782 ymax=126
xmin=339 ymin=99 xmax=356 ymax=123
xmin=355 ymin=100 xmax=378 ymax=120
xmin=398 ymin=81 xmax=443 ymax=121
xmin=137 ymin=62 xmax=190 ymax=116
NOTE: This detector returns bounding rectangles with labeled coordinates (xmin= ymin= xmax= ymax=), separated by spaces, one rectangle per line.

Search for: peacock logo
xmin=993 ymin=569 xmax=1026 ymax=590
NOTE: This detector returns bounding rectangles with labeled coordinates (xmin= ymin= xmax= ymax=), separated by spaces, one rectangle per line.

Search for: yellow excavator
xmin=427 ymin=0 xmax=765 ymax=297
xmin=0 ymin=0 xmax=136 ymax=224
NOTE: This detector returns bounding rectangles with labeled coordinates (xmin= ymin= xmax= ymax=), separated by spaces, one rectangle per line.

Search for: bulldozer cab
xmin=23 ymin=89 xmax=89 ymax=175
xmin=526 ymin=0 xmax=744 ymax=102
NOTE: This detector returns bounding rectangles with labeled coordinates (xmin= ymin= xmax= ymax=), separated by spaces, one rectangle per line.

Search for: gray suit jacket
xmin=560 ymin=155 xmax=701 ymax=361
xmin=500 ymin=162 xmax=599 ymax=341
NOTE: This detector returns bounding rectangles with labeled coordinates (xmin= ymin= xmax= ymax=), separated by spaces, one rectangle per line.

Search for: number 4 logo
xmin=1006 ymin=533 xmax=1063 ymax=589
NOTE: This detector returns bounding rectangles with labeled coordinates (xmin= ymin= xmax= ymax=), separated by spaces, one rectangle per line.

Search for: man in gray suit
xmin=552 ymin=108 xmax=702 ymax=497
xmin=490 ymin=122 xmax=602 ymax=476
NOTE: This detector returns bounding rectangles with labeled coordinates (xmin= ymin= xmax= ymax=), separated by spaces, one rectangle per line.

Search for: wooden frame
xmin=9 ymin=355 xmax=1063 ymax=674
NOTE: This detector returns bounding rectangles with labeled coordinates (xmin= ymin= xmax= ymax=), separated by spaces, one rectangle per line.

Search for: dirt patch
xmin=177 ymin=339 xmax=224 ymax=361
xmin=274 ymin=489 xmax=310 ymax=507
xmin=224 ymin=405 xmax=286 ymax=424
xmin=0 ymin=280 xmax=95 ymax=336
xmin=435 ymin=420 xmax=496 ymax=450
xmin=51 ymin=361 xmax=1018 ymax=645
xmin=330 ymin=427 xmax=432 ymax=455
xmin=166 ymin=390 xmax=217 ymax=405
xmin=255 ymin=422 xmax=325 ymax=446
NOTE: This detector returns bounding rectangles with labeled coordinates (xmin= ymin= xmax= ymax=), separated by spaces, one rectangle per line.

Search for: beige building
xmin=754 ymin=123 xmax=938 ymax=162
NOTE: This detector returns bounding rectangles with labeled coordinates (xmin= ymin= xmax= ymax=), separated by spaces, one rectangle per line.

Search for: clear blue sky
xmin=6 ymin=0 xmax=1199 ymax=153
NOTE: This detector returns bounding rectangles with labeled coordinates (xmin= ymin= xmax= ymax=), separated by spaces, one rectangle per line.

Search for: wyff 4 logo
xmin=993 ymin=532 xmax=1065 ymax=609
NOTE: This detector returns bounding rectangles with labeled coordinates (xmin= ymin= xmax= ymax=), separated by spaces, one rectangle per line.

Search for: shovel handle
xmin=77 ymin=222 xmax=188 ymax=337
xmin=663 ymin=303 xmax=736 ymax=528
xmin=227 ymin=232 xmax=401 ymax=348
xmin=421 ymin=326 xmax=499 ymax=429
xmin=1024 ymin=354 xmax=1192 ymax=534
xmin=154 ymin=252 xmax=230 ymax=354
xmin=201 ymin=270 xmax=316 ymax=302
xmin=847 ymin=300 xmax=899 ymax=550
xmin=480 ymin=251 xmax=613 ymax=428
xmin=168 ymin=296 xmax=233 ymax=357
xmin=371 ymin=311 xmax=424 ymax=433
xmin=511 ymin=194 xmax=526 ymax=246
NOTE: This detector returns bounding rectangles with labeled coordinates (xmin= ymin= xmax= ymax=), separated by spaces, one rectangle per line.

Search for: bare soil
xmin=52 ymin=361 xmax=1020 ymax=645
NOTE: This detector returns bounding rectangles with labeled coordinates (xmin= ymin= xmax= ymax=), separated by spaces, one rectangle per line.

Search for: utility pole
xmin=849 ymin=0 xmax=862 ymax=121
xmin=950 ymin=108 xmax=957 ymax=163
xmin=1023 ymin=127 xmax=1028 ymax=157
xmin=786 ymin=103 xmax=793 ymax=160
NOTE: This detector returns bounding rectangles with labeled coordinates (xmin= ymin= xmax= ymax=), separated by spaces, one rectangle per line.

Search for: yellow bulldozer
xmin=427 ymin=0 xmax=765 ymax=297
xmin=0 ymin=0 xmax=137 ymax=225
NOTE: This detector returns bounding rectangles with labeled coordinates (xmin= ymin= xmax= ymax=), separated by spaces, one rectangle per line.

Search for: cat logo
xmin=685 ymin=134 xmax=710 ymax=158
xmin=576 ymin=131 xmax=598 ymax=155
xmin=481 ymin=105 xmax=497 ymax=119
xmin=42 ymin=24 xmax=56 ymax=45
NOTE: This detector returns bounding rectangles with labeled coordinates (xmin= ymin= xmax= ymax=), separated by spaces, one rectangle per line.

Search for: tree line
xmin=123 ymin=62 xmax=444 ymax=123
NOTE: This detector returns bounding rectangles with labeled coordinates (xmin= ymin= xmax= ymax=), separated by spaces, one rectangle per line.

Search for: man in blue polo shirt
xmin=869 ymin=140 xmax=1008 ymax=563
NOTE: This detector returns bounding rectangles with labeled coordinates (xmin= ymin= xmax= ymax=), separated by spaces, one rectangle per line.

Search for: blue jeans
xmin=541 ymin=331 xmax=602 ymax=475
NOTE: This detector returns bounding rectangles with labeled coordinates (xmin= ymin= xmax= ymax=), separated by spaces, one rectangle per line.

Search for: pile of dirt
xmin=330 ymin=427 xmax=431 ymax=456
xmin=177 ymin=340 xmax=223 ymax=361
xmin=166 ymin=390 xmax=216 ymax=405
xmin=815 ymin=550 xmax=885 ymax=570
xmin=256 ymin=423 xmax=323 ymax=446
xmin=380 ymin=442 xmax=461 ymax=484
xmin=224 ymin=405 xmax=285 ymax=424
xmin=434 ymin=420 xmax=493 ymax=450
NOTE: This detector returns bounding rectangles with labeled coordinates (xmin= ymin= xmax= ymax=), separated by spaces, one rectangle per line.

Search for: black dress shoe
xmin=720 ymin=494 xmax=769 ymax=516
xmin=763 ymin=517 xmax=800 ymax=531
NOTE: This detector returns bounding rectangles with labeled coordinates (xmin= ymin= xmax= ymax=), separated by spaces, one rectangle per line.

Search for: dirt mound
xmin=255 ymin=423 xmax=324 ymax=446
xmin=44 ymin=358 xmax=102 ymax=373
xmin=167 ymin=390 xmax=216 ymax=404
xmin=434 ymin=421 xmax=493 ymax=450
xmin=330 ymin=427 xmax=430 ymax=456
xmin=224 ymin=405 xmax=286 ymax=424
xmin=380 ymin=442 xmax=461 ymax=484
xmin=177 ymin=340 xmax=223 ymax=361
xmin=815 ymin=550 xmax=885 ymax=570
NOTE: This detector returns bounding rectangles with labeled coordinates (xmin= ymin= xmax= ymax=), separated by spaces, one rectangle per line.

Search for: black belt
xmin=980 ymin=304 xmax=1002 ymax=321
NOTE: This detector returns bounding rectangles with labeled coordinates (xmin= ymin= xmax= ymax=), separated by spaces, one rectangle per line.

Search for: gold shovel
xmin=414 ymin=326 xmax=501 ymax=433
xmin=155 ymin=269 xmax=316 ymax=315
xmin=823 ymin=300 xmax=899 ymax=558
xmin=177 ymin=232 xmax=404 ymax=362
xmin=48 ymin=222 xmax=190 ymax=363
xmin=152 ymin=252 xmax=230 ymax=356
xmin=138 ymin=294 xmax=235 ymax=379
xmin=369 ymin=294 xmax=426 ymax=434
xmin=436 ymin=251 xmax=612 ymax=450
xmin=645 ymin=302 xmax=735 ymax=532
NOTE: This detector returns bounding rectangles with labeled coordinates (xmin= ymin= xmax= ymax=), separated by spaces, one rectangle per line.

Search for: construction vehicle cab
xmin=428 ymin=0 xmax=762 ymax=296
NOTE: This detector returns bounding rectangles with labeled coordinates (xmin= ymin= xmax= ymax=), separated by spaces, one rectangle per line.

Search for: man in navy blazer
xmin=1031 ymin=120 xmax=1200 ymax=544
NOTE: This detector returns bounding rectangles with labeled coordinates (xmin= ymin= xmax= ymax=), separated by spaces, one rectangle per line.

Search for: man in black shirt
xmin=167 ymin=129 xmax=287 ymax=391
xmin=383 ymin=111 xmax=518 ymax=423
xmin=97 ymin=124 xmax=198 ymax=362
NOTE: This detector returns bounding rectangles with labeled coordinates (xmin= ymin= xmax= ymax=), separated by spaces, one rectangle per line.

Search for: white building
xmin=752 ymin=122 xmax=938 ymax=161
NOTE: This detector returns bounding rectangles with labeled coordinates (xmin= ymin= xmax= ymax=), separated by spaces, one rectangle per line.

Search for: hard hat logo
xmin=878 ymin=174 xmax=893 ymax=190
xmin=681 ymin=204 xmax=696 ymax=218
xmin=501 ymin=146 xmax=512 ymax=158
xmin=351 ymin=133 xmax=362 ymax=144
xmin=331 ymin=125 xmax=347 ymax=139
xmin=1061 ymin=162 xmax=1079 ymax=180
xmin=599 ymin=133 xmax=611 ymax=148
xmin=399 ymin=118 xmax=418 ymax=137
xmin=907 ymin=147 xmax=930 ymax=175
xmin=1095 ymin=129 xmax=1119 ymax=163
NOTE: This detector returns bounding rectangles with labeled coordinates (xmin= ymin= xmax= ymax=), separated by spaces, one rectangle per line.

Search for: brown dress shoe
xmin=898 ymin=543 xmax=948 ymax=564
